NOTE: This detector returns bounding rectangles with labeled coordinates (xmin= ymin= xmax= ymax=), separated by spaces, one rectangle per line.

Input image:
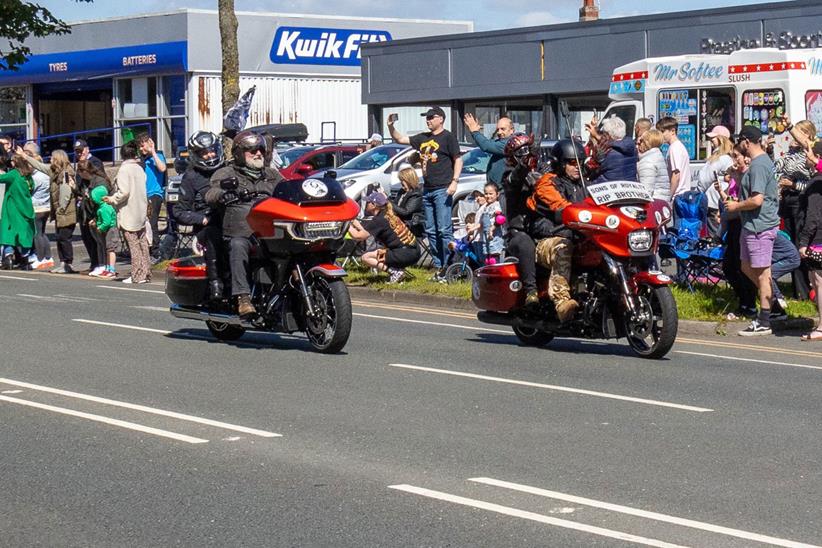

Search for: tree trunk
xmin=218 ymin=0 xmax=240 ymax=120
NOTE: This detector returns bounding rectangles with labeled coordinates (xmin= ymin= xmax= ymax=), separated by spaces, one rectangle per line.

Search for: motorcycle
xmin=165 ymin=172 xmax=360 ymax=354
xmin=473 ymin=180 xmax=678 ymax=359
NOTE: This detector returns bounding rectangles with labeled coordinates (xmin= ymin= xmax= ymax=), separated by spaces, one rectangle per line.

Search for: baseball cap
xmin=421 ymin=106 xmax=446 ymax=119
xmin=736 ymin=125 xmax=763 ymax=144
xmin=364 ymin=191 xmax=388 ymax=207
xmin=706 ymin=125 xmax=731 ymax=139
xmin=369 ymin=133 xmax=383 ymax=143
xmin=73 ymin=138 xmax=88 ymax=152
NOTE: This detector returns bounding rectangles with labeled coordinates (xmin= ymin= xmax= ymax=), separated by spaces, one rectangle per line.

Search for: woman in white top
xmin=636 ymin=129 xmax=670 ymax=202
xmin=694 ymin=126 xmax=734 ymax=238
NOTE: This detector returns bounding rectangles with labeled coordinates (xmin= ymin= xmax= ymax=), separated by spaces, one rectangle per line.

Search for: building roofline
xmin=62 ymin=8 xmax=473 ymax=29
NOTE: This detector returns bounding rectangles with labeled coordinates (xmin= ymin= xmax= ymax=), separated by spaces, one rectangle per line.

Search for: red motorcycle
xmin=473 ymin=180 xmax=678 ymax=359
xmin=165 ymin=174 xmax=360 ymax=353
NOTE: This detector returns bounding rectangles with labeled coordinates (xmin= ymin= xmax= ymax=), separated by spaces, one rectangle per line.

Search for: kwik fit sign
xmin=270 ymin=26 xmax=392 ymax=66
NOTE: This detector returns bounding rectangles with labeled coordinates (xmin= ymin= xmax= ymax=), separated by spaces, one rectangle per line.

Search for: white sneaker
xmin=89 ymin=266 xmax=105 ymax=277
xmin=121 ymin=276 xmax=133 ymax=284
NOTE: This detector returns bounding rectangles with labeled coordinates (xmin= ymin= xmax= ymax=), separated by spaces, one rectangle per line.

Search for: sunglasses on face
xmin=247 ymin=147 xmax=265 ymax=156
xmin=426 ymin=115 xmax=440 ymax=121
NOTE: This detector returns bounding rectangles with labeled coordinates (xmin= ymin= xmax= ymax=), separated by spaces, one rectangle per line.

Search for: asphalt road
xmin=2 ymin=271 xmax=822 ymax=547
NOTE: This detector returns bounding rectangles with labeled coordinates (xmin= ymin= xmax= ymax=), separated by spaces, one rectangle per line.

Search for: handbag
xmin=806 ymin=245 xmax=822 ymax=270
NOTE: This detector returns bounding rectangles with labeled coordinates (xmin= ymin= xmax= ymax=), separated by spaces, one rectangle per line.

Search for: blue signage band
xmin=270 ymin=26 xmax=392 ymax=67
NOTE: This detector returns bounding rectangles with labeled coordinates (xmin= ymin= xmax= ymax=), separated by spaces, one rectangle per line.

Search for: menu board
xmin=659 ymin=89 xmax=699 ymax=159
xmin=742 ymin=89 xmax=785 ymax=134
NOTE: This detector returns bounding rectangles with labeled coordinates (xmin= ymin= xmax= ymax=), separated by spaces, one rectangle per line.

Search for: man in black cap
xmin=725 ymin=125 xmax=780 ymax=336
xmin=387 ymin=107 xmax=462 ymax=280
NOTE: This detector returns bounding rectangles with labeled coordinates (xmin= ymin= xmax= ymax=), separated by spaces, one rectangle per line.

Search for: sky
xmin=40 ymin=0 xmax=792 ymax=32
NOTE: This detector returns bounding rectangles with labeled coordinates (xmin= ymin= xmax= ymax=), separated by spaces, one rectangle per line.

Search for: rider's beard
xmin=246 ymin=157 xmax=265 ymax=170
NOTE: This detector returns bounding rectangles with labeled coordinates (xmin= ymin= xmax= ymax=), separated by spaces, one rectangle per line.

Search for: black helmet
xmin=550 ymin=139 xmax=586 ymax=172
xmin=187 ymin=131 xmax=224 ymax=171
xmin=232 ymin=130 xmax=267 ymax=167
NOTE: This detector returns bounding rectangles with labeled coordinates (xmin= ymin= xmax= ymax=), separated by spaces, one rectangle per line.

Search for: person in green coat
xmin=90 ymin=185 xmax=119 ymax=278
xmin=0 ymin=154 xmax=35 ymax=270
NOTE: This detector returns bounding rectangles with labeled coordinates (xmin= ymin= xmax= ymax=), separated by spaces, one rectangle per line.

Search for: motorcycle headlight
xmin=628 ymin=229 xmax=653 ymax=252
xmin=294 ymin=221 xmax=347 ymax=240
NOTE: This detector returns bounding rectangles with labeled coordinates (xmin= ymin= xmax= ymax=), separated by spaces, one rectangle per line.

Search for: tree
xmin=0 ymin=1 xmax=92 ymax=71
xmin=218 ymin=0 xmax=240 ymax=117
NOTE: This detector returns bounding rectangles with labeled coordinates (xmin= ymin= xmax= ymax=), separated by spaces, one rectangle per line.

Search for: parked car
xmin=336 ymin=144 xmax=490 ymax=212
xmin=278 ymin=144 xmax=363 ymax=181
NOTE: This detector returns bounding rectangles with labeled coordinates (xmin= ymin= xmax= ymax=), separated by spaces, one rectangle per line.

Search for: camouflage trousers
xmin=534 ymin=236 xmax=573 ymax=305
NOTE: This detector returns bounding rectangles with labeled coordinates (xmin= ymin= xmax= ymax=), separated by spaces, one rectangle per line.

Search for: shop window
xmin=119 ymin=77 xmax=157 ymax=118
xmin=0 ymin=86 xmax=27 ymax=141
xmin=658 ymin=87 xmax=736 ymax=160
xmin=805 ymin=91 xmax=822 ymax=137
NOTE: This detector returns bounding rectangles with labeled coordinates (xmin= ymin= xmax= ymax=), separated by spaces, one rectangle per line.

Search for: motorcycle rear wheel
xmin=305 ymin=277 xmax=352 ymax=354
xmin=513 ymin=324 xmax=554 ymax=346
xmin=206 ymin=320 xmax=246 ymax=341
xmin=625 ymin=285 xmax=678 ymax=359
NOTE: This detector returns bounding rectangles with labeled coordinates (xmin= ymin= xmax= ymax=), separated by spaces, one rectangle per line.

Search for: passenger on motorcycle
xmin=501 ymin=132 xmax=540 ymax=305
xmin=173 ymin=131 xmax=225 ymax=300
xmin=205 ymin=131 xmax=283 ymax=317
xmin=526 ymin=139 xmax=587 ymax=322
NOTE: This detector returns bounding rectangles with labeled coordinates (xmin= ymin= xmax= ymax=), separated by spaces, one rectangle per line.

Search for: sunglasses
xmin=425 ymin=115 xmax=441 ymax=121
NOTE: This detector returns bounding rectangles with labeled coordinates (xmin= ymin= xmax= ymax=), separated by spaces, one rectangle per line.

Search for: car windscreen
xmin=279 ymin=146 xmax=313 ymax=168
xmin=339 ymin=145 xmax=405 ymax=171
xmin=460 ymin=148 xmax=491 ymax=175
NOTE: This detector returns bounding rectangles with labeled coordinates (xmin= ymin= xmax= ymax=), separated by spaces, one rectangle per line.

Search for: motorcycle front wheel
xmin=304 ymin=277 xmax=352 ymax=354
xmin=624 ymin=284 xmax=678 ymax=359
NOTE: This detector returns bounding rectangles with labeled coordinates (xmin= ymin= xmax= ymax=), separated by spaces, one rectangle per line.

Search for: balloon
xmin=495 ymin=214 xmax=506 ymax=226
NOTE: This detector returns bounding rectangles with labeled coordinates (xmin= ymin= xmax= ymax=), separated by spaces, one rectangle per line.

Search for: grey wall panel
xmin=367 ymin=50 xmax=451 ymax=93
xmin=543 ymin=32 xmax=645 ymax=87
xmin=648 ymin=21 xmax=763 ymax=56
xmin=451 ymin=43 xmax=542 ymax=86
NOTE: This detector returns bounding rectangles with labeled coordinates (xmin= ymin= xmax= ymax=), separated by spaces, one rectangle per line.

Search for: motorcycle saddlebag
xmin=471 ymin=262 xmax=524 ymax=312
xmin=166 ymin=257 xmax=208 ymax=307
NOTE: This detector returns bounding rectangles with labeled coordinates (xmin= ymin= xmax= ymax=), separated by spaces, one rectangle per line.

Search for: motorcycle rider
xmin=173 ymin=131 xmax=225 ymax=300
xmin=205 ymin=131 xmax=283 ymax=317
xmin=526 ymin=139 xmax=587 ymax=322
xmin=501 ymin=133 xmax=540 ymax=305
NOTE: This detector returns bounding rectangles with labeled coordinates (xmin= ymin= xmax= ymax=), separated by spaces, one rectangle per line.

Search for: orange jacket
xmin=526 ymin=172 xmax=571 ymax=215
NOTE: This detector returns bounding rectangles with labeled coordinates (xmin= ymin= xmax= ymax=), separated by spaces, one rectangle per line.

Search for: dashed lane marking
xmin=388 ymin=363 xmax=713 ymax=413
xmin=95 ymin=285 xmax=165 ymax=295
xmin=354 ymin=312 xmax=512 ymax=334
xmin=0 ymin=395 xmax=208 ymax=444
xmin=133 ymin=306 xmax=170 ymax=312
xmin=0 ymin=378 xmax=281 ymax=438
xmin=73 ymin=318 xmax=171 ymax=334
xmin=470 ymin=478 xmax=821 ymax=548
xmin=677 ymin=337 xmax=822 ymax=360
xmin=0 ymin=275 xmax=38 ymax=281
xmin=675 ymin=351 xmax=822 ymax=372
xmin=388 ymin=484 xmax=687 ymax=548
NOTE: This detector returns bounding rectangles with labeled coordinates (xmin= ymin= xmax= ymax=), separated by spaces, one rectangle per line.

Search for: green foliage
xmin=0 ymin=1 xmax=92 ymax=71
xmin=346 ymin=266 xmax=472 ymax=299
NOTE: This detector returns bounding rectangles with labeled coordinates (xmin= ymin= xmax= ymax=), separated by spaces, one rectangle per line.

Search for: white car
xmin=336 ymin=144 xmax=491 ymax=212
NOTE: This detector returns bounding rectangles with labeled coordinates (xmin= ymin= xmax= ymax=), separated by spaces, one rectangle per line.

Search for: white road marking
xmin=388 ymin=363 xmax=713 ymax=413
xmin=72 ymin=319 xmax=171 ymax=334
xmin=0 ymin=275 xmax=38 ymax=281
xmin=354 ymin=312 xmax=512 ymax=334
xmin=470 ymin=478 xmax=821 ymax=548
xmin=0 ymin=377 xmax=281 ymax=438
xmin=54 ymin=294 xmax=99 ymax=301
xmin=2 ymin=390 xmax=23 ymax=394
xmin=17 ymin=293 xmax=53 ymax=300
xmin=133 ymin=306 xmax=170 ymax=312
xmin=95 ymin=285 xmax=165 ymax=295
xmin=388 ymin=484 xmax=687 ymax=548
xmin=0 ymin=395 xmax=208 ymax=444
xmin=676 ymin=351 xmax=822 ymax=372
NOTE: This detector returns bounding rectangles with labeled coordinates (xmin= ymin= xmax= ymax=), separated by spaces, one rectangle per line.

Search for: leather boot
xmin=555 ymin=299 xmax=579 ymax=323
xmin=525 ymin=289 xmax=540 ymax=306
xmin=237 ymin=294 xmax=255 ymax=318
xmin=208 ymin=279 xmax=223 ymax=301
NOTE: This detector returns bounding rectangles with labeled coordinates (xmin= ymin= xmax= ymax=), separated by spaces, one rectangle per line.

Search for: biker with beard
xmin=205 ymin=131 xmax=283 ymax=317
xmin=501 ymin=133 xmax=540 ymax=306
xmin=526 ymin=139 xmax=587 ymax=322
xmin=173 ymin=131 xmax=225 ymax=301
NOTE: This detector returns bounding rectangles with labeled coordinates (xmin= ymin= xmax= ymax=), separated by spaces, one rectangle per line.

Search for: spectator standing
xmin=586 ymin=116 xmax=637 ymax=183
xmin=366 ymin=133 xmax=383 ymax=150
xmin=136 ymin=133 xmax=167 ymax=260
xmin=0 ymin=134 xmax=15 ymax=172
xmin=657 ymin=117 xmax=692 ymax=202
xmin=474 ymin=182 xmax=505 ymax=263
xmin=20 ymin=142 xmax=54 ymax=269
xmin=0 ymin=155 xmax=35 ymax=269
xmin=634 ymin=118 xmax=652 ymax=141
xmin=694 ymin=126 xmax=734 ymax=238
xmin=77 ymin=160 xmax=112 ymax=276
xmin=89 ymin=185 xmax=119 ymax=279
xmin=389 ymin=166 xmax=423 ymax=233
xmin=463 ymin=113 xmax=514 ymax=187
xmin=798 ymin=141 xmax=822 ymax=341
xmin=47 ymin=150 xmax=78 ymax=274
xmin=768 ymin=231 xmax=801 ymax=320
xmin=725 ymin=126 xmax=780 ymax=336
xmin=388 ymin=107 xmax=463 ymax=279
xmin=104 ymin=141 xmax=150 ymax=284
xmin=636 ymin=129 xmax=670 ymax=202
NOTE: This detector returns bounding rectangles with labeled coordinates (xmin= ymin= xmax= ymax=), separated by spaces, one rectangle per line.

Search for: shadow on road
xmin=471 ymin=332 xmax=661 ymax=360
xmin=165 ymin=328 xmax=348 ymax=355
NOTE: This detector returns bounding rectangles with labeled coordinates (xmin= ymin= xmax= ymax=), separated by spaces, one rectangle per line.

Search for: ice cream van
xmin=603 ymin=47 xmax=822 ymax=164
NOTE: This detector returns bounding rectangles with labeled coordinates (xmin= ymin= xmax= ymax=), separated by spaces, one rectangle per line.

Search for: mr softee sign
xmin=270 ymin=26 xmax=392 ymax=66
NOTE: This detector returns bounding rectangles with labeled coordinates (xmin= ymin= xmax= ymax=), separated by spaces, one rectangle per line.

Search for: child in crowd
xmin=470 ymin=182 xmax=505 ymax=264
xmin=89 ymin=185 xmax=118 ymax=279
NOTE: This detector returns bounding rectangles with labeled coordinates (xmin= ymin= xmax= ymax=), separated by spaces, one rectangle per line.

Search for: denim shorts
xmin=740 ymin=226 xmax=778 ymax=269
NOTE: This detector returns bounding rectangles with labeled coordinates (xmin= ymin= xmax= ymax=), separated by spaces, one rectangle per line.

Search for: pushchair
xmin=658 ymin=189 xmax=724 ymax=291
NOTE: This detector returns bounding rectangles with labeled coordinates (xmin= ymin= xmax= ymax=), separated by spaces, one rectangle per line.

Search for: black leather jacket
xmin=391 ymin=187 xmax=423 ymax=224
xmin=174 ymin=167 xmax=213 ymax=228
xmin=527 ymin=172 xmax=587 ymax=240
xmin=205 ymin=165 xmax=282 ymax=238
xmin=502 ymin=163 xmax=540 ymax=232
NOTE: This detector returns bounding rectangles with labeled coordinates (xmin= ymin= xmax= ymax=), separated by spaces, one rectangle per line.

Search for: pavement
xmin=2 ymin=268 xmax=822 ymax=547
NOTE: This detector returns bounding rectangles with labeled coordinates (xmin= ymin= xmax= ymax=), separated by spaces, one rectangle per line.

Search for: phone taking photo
xmin=388 ymin=113 xmax=398 ymax=124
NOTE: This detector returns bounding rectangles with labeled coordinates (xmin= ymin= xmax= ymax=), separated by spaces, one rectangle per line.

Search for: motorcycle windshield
xmin=273 ymin=177 xmax=349 ymax=206
xmin=587 ymin=180 xmax=652 ymax=206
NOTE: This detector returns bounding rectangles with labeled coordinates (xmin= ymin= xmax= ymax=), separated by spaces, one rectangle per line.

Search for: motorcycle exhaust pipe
xmin=477 ymin=311 xmax=514 ymax=326
xmin=170 ymin=304 xmax=251 ymax=327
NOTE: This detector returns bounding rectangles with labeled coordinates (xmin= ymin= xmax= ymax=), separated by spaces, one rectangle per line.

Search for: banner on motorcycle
xmin=587 ymin=180 xmax=653 ymax=205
